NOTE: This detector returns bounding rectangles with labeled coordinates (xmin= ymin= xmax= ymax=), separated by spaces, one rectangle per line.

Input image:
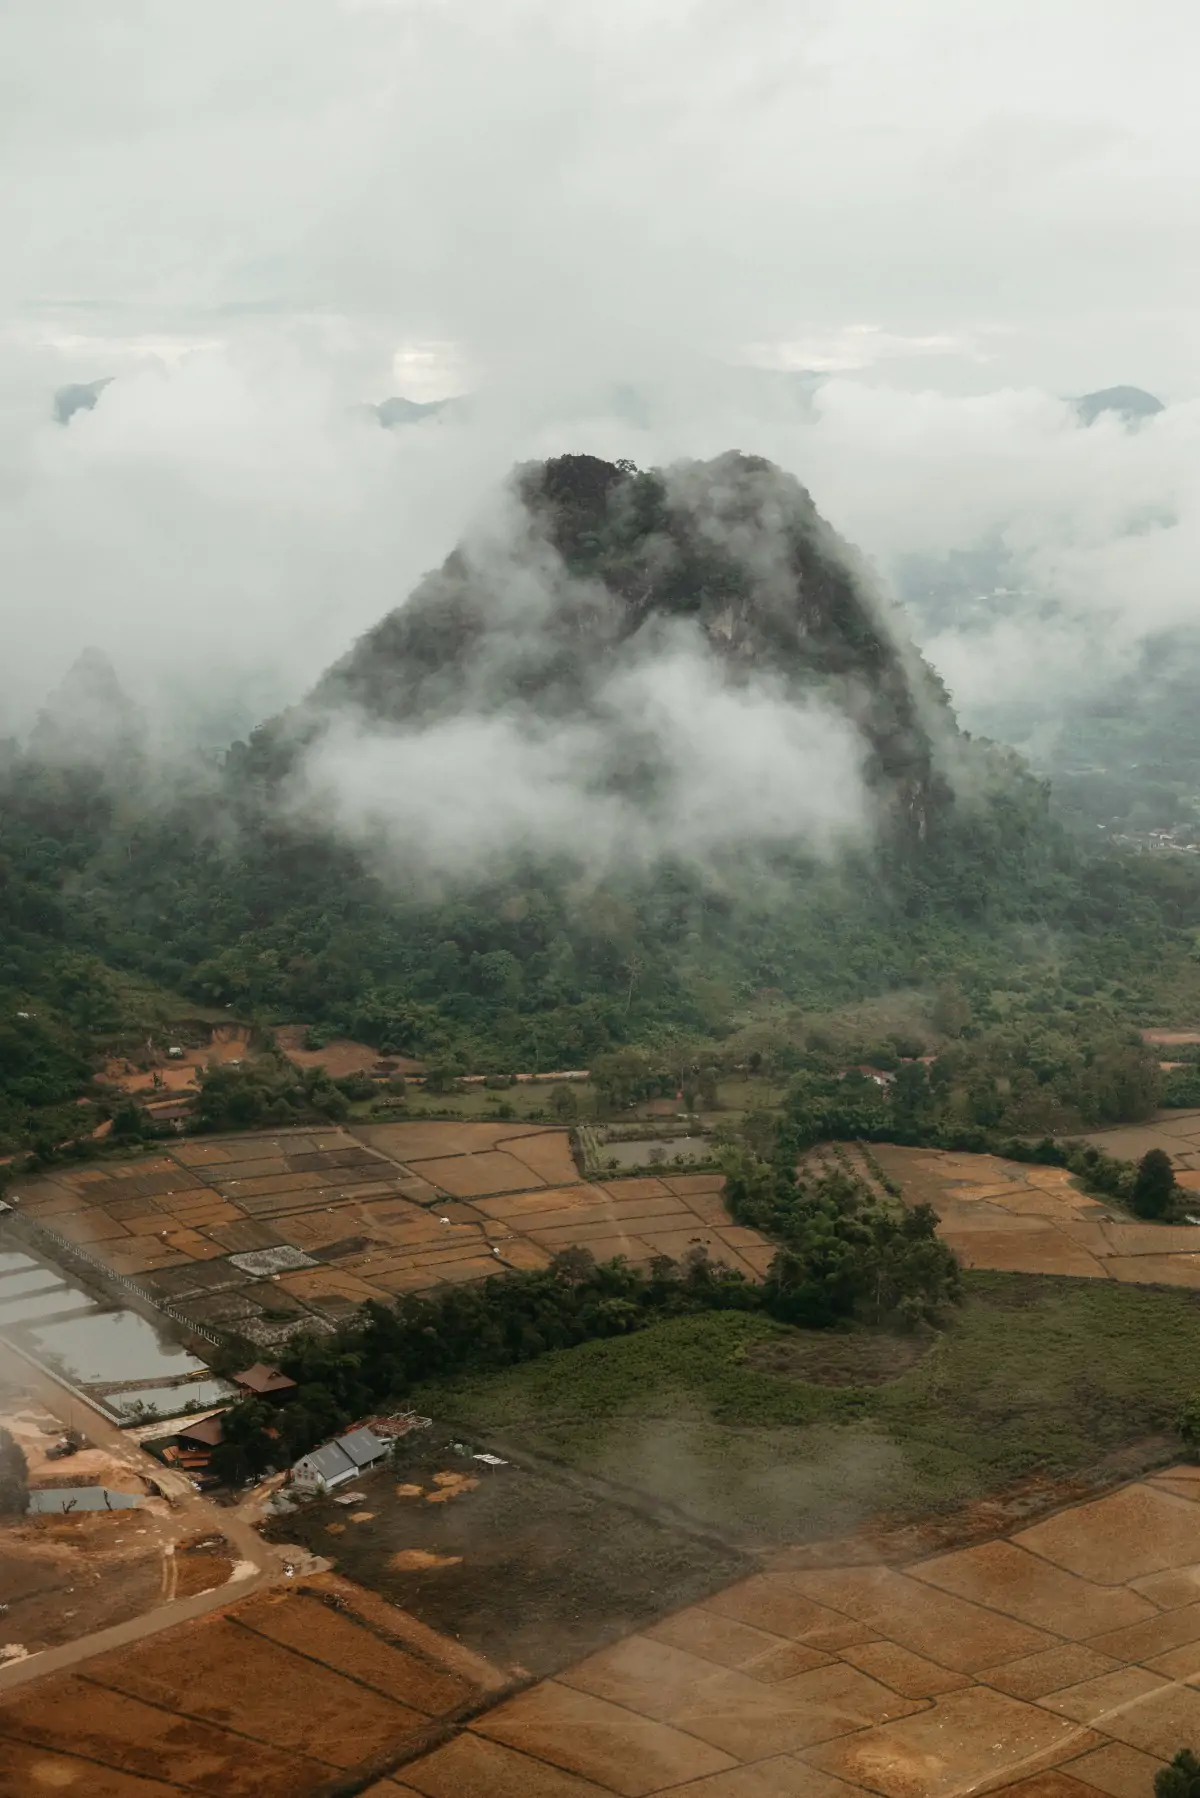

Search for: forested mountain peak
xmin=314 ymin=451 xmax=958 ymax=838
xmin=28 ymin=648 xmax=143 ymax=769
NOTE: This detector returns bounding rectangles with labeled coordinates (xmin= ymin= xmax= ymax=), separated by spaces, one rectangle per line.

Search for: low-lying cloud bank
xmin=294 ymin=627 xmax=871 ymax=884
xmin=3 ymin=345 xmax=1196 ymax=760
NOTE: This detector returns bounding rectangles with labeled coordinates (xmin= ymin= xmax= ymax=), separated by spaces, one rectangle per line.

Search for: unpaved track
xmin=0 ymin=1336 xmax=280 ymax=1693
xmin=0 ymin=1560 xmax=274 ymax=1694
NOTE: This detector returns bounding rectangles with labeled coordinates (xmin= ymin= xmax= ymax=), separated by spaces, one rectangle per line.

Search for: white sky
xmin=4 ymin=0 xmax=1197 ymax=393
xmin=2 ymin=0 xmax=1198 ymax=734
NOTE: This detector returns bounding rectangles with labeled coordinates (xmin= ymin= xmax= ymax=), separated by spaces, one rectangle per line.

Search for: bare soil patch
xmin=0 ymin=1578 xmax=499 ymax=1796
xmin=265 ymin=1432 xmax=752 ymax=1681
xmin=354 ymin=1121 xmax=549 ymax=1161
xmin=275 ymin=1026 xmax=424 ymax=1079
xmin=407 ymin=1151 xmax=548 ymax=1198
xmin=0 ymin=1514 xmax=167 ymax=1654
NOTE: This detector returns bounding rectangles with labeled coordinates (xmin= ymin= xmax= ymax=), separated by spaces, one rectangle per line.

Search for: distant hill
xmin=53 ymin=378 xmax=113 ymax=425
xmin=1074 ymin=386 xmax=1164 ymax=426
xmin=28 ymin=648 xmax=143 ymax=769
xmin=374 ymin=394 xmax=464 ymax=427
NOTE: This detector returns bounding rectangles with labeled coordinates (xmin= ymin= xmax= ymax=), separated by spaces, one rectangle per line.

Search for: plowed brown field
xmin=0 ymin=1577 xmax=503 ymax=1798
xmin=874 ymin=1143 xmax=1200 ymax=1283
xmin=7 ymin=1125 xmax=772 ymax=1347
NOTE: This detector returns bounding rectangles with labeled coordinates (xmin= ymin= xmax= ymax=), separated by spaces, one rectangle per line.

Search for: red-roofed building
xmin=233 ymin=1363 xmax=297 ymax=1402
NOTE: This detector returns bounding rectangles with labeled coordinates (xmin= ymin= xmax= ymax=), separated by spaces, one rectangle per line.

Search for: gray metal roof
xmin=337 ymin=1427 xmax=386 ymax=1467
xmin=296 ymin=1441 xmax=354 ymax=1484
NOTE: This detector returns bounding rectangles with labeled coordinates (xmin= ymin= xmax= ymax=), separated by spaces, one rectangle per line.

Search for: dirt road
xmin=0 ymin=1336 xmax=280 ymax=1691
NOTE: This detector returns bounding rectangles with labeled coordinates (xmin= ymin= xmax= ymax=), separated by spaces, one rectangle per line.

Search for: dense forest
xmin=4 ymin=452 xmax=1200 ymax=1155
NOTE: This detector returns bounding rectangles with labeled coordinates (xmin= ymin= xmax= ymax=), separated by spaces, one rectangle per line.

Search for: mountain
xmin=374 ymin=394 xmax=464 ymax=427
xmin=53 ymin=377 xmax=113 ymax=425
xmin=28 ymin=648 xmax=144 ymax=769
xmin=315 ymin=451 xmax=957 ymax=840
xmin=1074 ymin=385 xmax=1164 ymax=427
xmin=6 ymin=447 xmax=1174 ymax=1132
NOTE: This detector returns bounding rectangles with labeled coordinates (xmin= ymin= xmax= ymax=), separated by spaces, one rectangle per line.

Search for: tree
xmin=549 ymin=1083 xmax=579 ymax=1121
xmin=1177 ymin=1397 xmax=1200 ymax=1458
xmin=590 ymin=1047 xmax=662 ymax=1115
xmin=110 ymin=1100 xmax=152 ymax=1142
xmin=932 ymin=983 xmax=972 ymax=1038
xmin=1131 ymin=1148 xmax=1177 ymax=1220
xmin=1156 ymin=1749 xmax=1200 ymax=1797
xmin=0 ymin=1427 xmax=28 ymax=1515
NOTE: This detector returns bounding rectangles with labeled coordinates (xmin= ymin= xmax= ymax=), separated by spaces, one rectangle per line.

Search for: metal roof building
xmin=291 ymin=1426 xmax=388 ymax=1491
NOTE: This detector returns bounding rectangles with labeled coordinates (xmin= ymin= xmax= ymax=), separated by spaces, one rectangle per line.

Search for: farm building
xmin=176 ymin=1415 xmax=225 ymax=1449
xmin=155 ymin=1412 xmax=227 ymax=1488
xmin=233 ymin=1363 xmax=297 ymax=1402
xmin=291 ymin=1426 xmax=388 ymax=1492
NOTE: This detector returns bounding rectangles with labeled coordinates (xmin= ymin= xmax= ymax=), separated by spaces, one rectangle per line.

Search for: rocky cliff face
xmin=312 ymin=451 xmax=959 ymax=843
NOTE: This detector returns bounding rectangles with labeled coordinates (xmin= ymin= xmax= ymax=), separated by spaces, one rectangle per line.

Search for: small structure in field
xmin=291 ymin=1426 xmax=388 ymax=1493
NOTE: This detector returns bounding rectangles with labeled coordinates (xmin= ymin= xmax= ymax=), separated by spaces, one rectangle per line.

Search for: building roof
xmin=293 ymin=1427 xmax=388 ymax=1484
xmin=296 ymin=1441 xmax=355 ymax=1485
xmin=339 ymin=1426 xmax=386 ymax=1467
xmin=177 ymin=1414 xmax=225 ymax=1447
xmin=234 ymin=1363 xmax=297 ymax=1396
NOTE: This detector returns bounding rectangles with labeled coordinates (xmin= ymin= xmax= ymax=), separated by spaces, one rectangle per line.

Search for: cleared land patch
xmin=265 ymin=1432 xmax=752 ymax=1679
xmin=0 ymin=1376 xmax=239 ymax=1656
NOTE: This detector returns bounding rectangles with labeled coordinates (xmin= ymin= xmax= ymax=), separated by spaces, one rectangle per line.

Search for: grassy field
xmin=414 ymin=1273 xmax=1200 ymax=1546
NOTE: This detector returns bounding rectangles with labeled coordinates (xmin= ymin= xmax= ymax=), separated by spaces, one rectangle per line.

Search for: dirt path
xmin=0 ymin=1337 xmax=280 ymax=1691
xmin=0 ymin=1558 xmax=274 ymax=1695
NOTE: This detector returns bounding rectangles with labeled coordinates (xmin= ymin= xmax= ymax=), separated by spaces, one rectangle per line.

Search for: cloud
xmin=3 ymin=0 xmax=1199 ymax=760
xmin=3 ymin=338 xmax=1197 ymax=768
xmin=4 ymin=0 xmax=1200 ymax=393
xmin=293 ymin=623 xmax=871 ymax=885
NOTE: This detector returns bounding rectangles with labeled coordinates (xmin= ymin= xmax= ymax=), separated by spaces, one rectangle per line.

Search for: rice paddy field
xmin=13 ymin=1132 xmax=1200 ymax=1792
xmin=3 ymin=1123 xmax=775 ymax=1350
xmin=0 ymin=1574 xmax=505 ymax=1796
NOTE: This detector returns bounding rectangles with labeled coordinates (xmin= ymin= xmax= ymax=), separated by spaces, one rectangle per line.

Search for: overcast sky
xmin=5 ymin=0 xmax=1197 ymax=393
xmin=2 ymin=0 xmax=1198 ymax=734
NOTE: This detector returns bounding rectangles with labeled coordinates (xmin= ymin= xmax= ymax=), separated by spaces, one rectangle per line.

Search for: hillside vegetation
xmin=4 ymin=451 xmax=1200 ymax=1152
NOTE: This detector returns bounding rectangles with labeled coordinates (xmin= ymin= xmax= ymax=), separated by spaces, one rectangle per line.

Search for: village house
xmin=291 ymin=1426 xmax=388 ymax=1492
xmin=233 ymin=1363 xmax=297 ymax=1403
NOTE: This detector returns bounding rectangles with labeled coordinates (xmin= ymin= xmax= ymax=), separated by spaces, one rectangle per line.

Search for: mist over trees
xmin=4 ymin=452 xmax=1200 ymax=1155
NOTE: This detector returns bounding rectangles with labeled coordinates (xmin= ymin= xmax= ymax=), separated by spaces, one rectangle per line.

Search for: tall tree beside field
xmin=0 ymin=1427 xmax=28 ymax=1515
xmin=1131 ymin=1148 xmax=1178 ymax=1220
